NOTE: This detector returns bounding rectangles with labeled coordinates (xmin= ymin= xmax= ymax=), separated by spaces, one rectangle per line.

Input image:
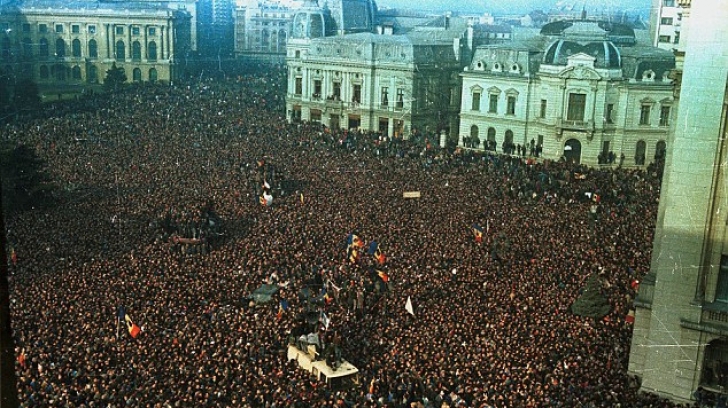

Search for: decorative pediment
xmin=505 ymin=88 xmax=519 ymax=96
xmin=470 ymin=85 xmax=484 ymax=93
xmin=487 ymin=86 xmax=502 ymax=95
xmin=557 ymin=65 xmax=602 ymax=81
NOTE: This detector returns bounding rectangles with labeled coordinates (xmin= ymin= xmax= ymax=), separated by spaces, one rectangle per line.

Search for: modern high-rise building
xmin=649 ymin=0 xmax=683 ymax=52
xmin=198 ymin=0 xmax=235 ymax=56
xmin=628 ymin=0 xmax=728 ymax=403
xmin=0 ymin=0 xmax=192 ymax=86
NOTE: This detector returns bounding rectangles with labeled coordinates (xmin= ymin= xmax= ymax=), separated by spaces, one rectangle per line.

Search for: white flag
xmin=263 ymin=192 xmax=273 ymax=206
xmin=405 ymin=296 xmax=414 ymax=316
xmin=320 ymin=312 xmax=331 ymax=329
xmin=264 ymin=181 xmax=271 ymax=190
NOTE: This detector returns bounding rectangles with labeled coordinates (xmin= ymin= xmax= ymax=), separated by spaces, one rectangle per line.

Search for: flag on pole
xmin=125 ymin=314 xmax=141 ymax=338
xmin=320 ymin=312 xmax=331 ymax=330
xmin=117 ymin=305 xmax=126 ymax=321
xmin=263 ymin=181 xmax=271 ymax=190
xmin=405 ymin=296 xmax=414 ymax=316
xmin=346 ymin=233 xmax=364 ymax=248
xmin=347 ymin=247 xmax=359 ymax=264
xmin=377 ymin=270 xmax=389 ymax=283
xmin=472 ymin=224 xmax=484 ymax=243
xmin=368 ymin=241 xmax=386 ymax=265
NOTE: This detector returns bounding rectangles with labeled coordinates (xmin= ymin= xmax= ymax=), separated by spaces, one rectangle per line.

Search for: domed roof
xmin=543 ymin=39 xmax=621 ymax=68
xmin=292 ymin=0 xmax=329 ymax=39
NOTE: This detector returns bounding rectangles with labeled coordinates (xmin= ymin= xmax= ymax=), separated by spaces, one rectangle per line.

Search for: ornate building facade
xmin=0 ymin=0 xmax=192 ymax=87
xmin=233 ymin=2 xmax=294 ymax=62
xmin=628 ymin=0 xmax=728 ymax=403
xmin=459 ymin=20 xmax=675 ymax=166
xmin=285 ymin=0 xmax=491 ymax=141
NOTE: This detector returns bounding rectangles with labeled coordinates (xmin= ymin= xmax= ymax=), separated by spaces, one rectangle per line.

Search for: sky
xmin=374 ymin=0 xmax=652 ymax=18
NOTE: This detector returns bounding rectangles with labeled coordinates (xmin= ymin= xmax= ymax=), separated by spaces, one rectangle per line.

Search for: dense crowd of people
xmin=2 ymin=65 xmax=694 ymax=407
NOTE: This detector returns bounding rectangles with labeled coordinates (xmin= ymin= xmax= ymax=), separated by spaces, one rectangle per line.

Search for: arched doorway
xmin=487 ymin=127 xmax=496 ymax=151
xmin=655 ymin=140 xmax=667 ymax=162
xmin=635 ymin=140 xmax=646 ymax=165
xmin=563 ymin=138 xmax=581 ymax=164
xmin=470 ymin=125 xmax=479 ymax=148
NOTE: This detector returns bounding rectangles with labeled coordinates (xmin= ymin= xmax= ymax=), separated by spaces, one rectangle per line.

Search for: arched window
xmin=149 ymin=67 xmax=157 ymax=82
xmin=487 ymin=127 xmax=496 ymax=151
xmin=53 ymin=64 xmax=65 ymax=81
xmin=133 ymin=67 xmax=142 ymax=82
xmin=39 ymin=65 xmax=49 ymax=79
xmin=115 ymin=40 xmax=125 ymax=60
xmin=635 ymin=140 xmax=646 ymax=165
xmin=87 ymin=65 xmax=98 ymax=83
xmin=22 ymin=38 xmax=32 ymax=59
xmin=55 ymin=38 xmax=65 ymax=57
xmin=88 ymin=39 xmax=98 ymax=59
xmin=132 ymin=41 xmax=141 ymax=61
xmin=72 ymin=65 xmax=81 ymax=80
xmin=72 ymin=39 xmax=81 ymax=58
xmin=278 ymin=30 xmax=287 ymax=50
xmin=39 ymin=38 xmax=49 ymax=58
xmin=148 ymin=41 xmax=157 ymax=61
xmin=261 ymin=29 xmax=270 ymax=49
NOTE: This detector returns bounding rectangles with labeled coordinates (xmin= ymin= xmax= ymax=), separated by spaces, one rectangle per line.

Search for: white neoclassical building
xmin=0 ymin=0 xmax=192 ymax=87
xmin=459 ymin=19 xmax=676 ymax=166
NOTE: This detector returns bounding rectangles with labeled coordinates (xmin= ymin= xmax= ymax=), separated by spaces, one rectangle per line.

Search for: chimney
xmin=445 ymin=11 xmax=451 ymax=29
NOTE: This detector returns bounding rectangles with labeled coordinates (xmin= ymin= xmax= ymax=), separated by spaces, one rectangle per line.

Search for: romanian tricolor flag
xmin=346 ymin=233 xmax=364 ymax=248
xmin=277 ymin=299 xmax=289 ymax=320
xmin=377 ymin=270 xmax=389 ymax=283
xmin=368 ymin=241 xmax=386 ymax=265
xmin=472 ymin=224 xmax=484 ymax=244
xmin=125 ymin=314 xmax=141 ymax=339
xmin=259 ymin=195 xmax=267 ymax=206
xmin=348 ymin=247 xmax=359 ymax=264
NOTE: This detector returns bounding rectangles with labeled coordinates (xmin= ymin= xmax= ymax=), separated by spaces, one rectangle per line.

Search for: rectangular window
xmin=540 ymin=99 xmax=547 ymax=118
xmin=88 ymin=25 xmax=96 ymax=34
xmin=659 ymin=106 xmax=671 ymax=126
xmin=716 ymin=255 xmax=728 ymax=302
xmin=310 ymin=109 xmax=322 ymax=123
xmin=313 ymin=79 xmax=321 ymax=99
xmin=658 ymin=35 xmax=671 ymax=43
xmin=333 ymin=82 xmax=341 ymax=100
xmin=132 ymin=26 xmax=140 ymax=36
xmin=294 ymin=77 xmax=302 ymax=95
xmin=116 ymin=26 xmax=124 ymax=35
xmin=506 ymin=96 xmax=516 ymax=115
xmin=566 ymin=93 xmax=586 ymax=121
xmin=661 ymin=17 xmax=674 ymax=25
xmin=639 ymin=104 xmax=651 ymax=125
xmin=663 ymin=0 xmax=675 ymax=5
xmin=488 ymin=94 xmax=498 ymax=113
xmin=149 ymin=27 xmax=156 ymax=36
xmin=39 ymin=24 xmax=47 ymax=33
xmin=674 ymin=32 xmax=680 ymax=44
xmin=71 ymin=24 xmax=80 ymax=34
xmin=396 ymin=88 xmax=404 ymax=109
xmin=55 ymin=24 xmax=63 ymax=33
xmin=606 ymin=103 xmax=615 ymax=124
xmin=381 ymin=87 xmax=388 ymax=107
xmin=352 ymin=84 xmax=361 ymax=103
xmin=471 ymin=92 xmax=480 ymax=111
xmin=22 ymin=23 xmax=30 ymax=33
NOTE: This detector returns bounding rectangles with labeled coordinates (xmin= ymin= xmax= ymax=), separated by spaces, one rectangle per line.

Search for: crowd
xmin=2 ymin=65 xmax=693 ymax=408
